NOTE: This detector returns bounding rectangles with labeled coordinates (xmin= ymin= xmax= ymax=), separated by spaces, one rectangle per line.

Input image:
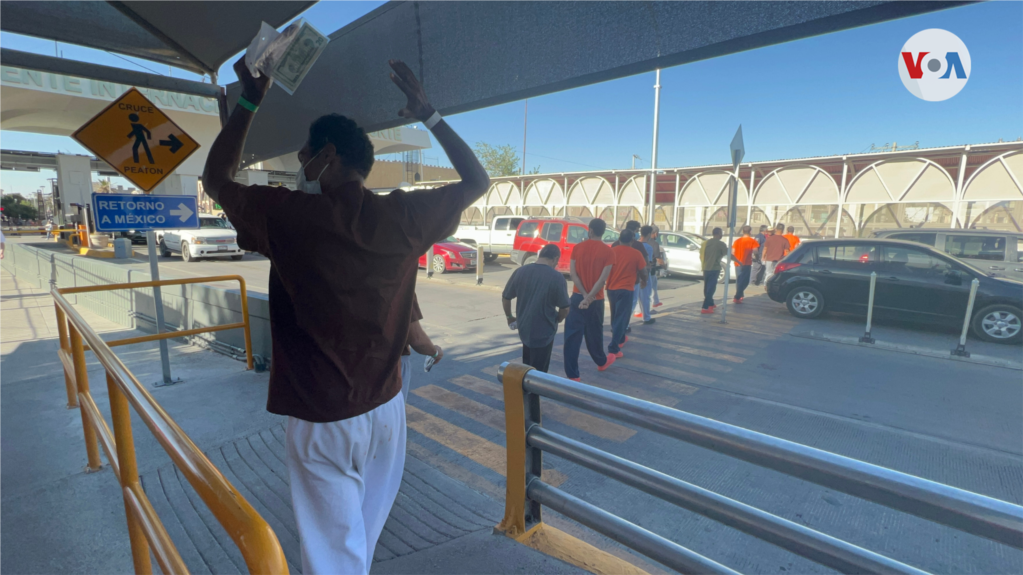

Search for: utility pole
xmin=648 ymin=69 xmax=661 ymax=225
xmin=522 ymin=99 xmax=528 ymax=175
xmin=632 ymin=155 xmax=642 ymax=170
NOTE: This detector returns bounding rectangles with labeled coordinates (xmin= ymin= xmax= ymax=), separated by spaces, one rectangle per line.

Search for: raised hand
xmin=233 ymin=56 xmax=271 ymax=106
xmin=389 ymin=59 xmax=435 ymax=122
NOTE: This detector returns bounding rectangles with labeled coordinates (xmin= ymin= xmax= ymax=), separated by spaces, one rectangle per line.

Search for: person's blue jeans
xmin=650 ymin=273 xmax=660 ymax=305
xmin=607 ymin=289 xmax=633 ymax=353
xmin=703 ymin=270 xmax=719 ymax=309
xmin=563 ymin=293 xmax=607 ymax=379
xmin=734 ymin=265 xmax=751 ymax=299
xmin=633 ymin=281 xmax=652 ymax=321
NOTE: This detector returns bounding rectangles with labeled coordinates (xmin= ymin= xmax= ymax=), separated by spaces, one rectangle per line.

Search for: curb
xmin=789 ymin=332 xmax=1023 ymax=371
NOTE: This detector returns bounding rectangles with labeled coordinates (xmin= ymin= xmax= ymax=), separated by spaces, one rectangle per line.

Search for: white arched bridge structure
xmin=422 ymin=141 xmax=1023 ymax=237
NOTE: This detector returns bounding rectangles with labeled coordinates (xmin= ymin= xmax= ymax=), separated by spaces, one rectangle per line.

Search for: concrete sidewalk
xmin=0 ymin=269 xmax=593 ymax=575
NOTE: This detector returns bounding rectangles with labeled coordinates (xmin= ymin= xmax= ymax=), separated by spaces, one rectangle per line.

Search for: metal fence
xmin=496 ymin=362 xmax=1023 ymax=574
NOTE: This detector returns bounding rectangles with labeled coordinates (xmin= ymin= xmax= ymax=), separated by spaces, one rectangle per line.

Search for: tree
xmin=473 ymin=142 xmax=522 ymax=177
xmin=95 ymin=178 xmax=112 ymax=194
xmin=1 ymin=194 xmax=39 ymax=221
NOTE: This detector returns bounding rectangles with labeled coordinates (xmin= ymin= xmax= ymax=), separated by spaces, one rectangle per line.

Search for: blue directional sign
xmin=92 ymin=193 xmax=199 ymax=232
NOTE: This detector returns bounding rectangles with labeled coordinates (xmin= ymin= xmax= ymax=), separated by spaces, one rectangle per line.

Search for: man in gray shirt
xmin=502 ymin=244 xmax=571 ymax=372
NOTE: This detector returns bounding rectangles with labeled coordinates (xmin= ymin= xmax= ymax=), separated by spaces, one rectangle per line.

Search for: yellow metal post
xmin=107 ymin=373 xmax=153 ymax=575
xmin=497 ymin=362 xmax=533 ymax=536
xmin=54 ymin=304 xmax=78 ymax=408
xmin=69 ymin=324 xmax=102 ymax=471
xmin=238 ymin=278 xmax=254 ymax=370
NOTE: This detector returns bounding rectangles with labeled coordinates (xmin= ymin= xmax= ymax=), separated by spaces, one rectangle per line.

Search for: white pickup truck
xmin=157 ymin=215 xmax=244 ymax=263
xmin=454 ymin=215 xmax=525 ymax=262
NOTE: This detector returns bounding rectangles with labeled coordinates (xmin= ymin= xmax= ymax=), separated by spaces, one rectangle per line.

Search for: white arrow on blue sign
xmin=92 ymin=193 xmax=199 ymax=232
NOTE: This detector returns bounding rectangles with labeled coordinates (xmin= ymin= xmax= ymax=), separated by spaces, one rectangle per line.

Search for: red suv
xmin=511 ymin=217 xmax=620 ymax=272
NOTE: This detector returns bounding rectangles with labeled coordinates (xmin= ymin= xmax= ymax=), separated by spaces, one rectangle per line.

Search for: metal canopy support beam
xmin=0 ymin=49 xmax=221 ymax=99
xmin=231 ymin=0 xmax=968 ymax=166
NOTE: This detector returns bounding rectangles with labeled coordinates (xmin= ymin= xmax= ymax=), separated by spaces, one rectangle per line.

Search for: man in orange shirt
xmin=606 ymin=229 xmax=647 ymax=358
xmin=784 ymin=226 xmax=801 ymax=251
xmin=564 ymin=218 xmax=616 ymax=381
xmin=731 ymin=225 xmax=759 ymax=303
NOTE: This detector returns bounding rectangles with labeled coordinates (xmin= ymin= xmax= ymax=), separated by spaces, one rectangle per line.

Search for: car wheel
xmin=159 ymin=239 xmax=172 ymax=257
xmin=523 ymin=255 xmax=538 ymax=267
xmin=231 ymin=255 xmax=243 ymax=261
xmin=786 ymin=287 xmax=824 ymax=319
xmin=432 ymin=255 xmax=447 ymax=274
xmin=181 ymin=242 xmax=195 ymax=263
xmin=971 ymin=304 xmax=1023 ymax=344
xmin=484 ymin=253 xmax=498 ymax=263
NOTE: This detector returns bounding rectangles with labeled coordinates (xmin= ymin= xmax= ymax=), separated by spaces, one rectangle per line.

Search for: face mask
xmin=297 ymin=150 xmax=330 ymax=194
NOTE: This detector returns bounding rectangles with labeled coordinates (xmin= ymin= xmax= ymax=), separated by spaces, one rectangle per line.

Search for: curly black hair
xmin=307 ymin=114 xmax=375 ymax=178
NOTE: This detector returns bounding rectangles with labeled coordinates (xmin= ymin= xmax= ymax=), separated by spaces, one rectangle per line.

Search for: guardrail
xmin=52 ymin=277 xmax=280 ymax=573
xmin=497 ymin=362 xmax=1023 ymax=574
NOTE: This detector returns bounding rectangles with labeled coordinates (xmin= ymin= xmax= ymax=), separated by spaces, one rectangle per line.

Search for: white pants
xmin=400 ymin=355 xmax=412 ymax=402
xmin=764 ymin=260 xmax=779 ymax=284
xmin=287 ymin=393 xmax=406 ymax=575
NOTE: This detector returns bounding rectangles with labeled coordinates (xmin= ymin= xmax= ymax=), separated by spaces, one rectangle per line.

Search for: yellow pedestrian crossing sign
xmin=72 ymin=87 xmax=201 ymax=192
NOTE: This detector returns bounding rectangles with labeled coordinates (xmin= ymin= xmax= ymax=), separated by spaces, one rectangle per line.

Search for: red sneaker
xmin=569 ymin=377 xmax=581 ymax=382
xmin=701 ymin=308 xmax=714 ymax=314
xmin=598 ymin=354 xmax=617 ymax=371
xmin=653 ymin=302 xmax=663 ymax=308
xmin=634 ymin=312 xmax=643 ymax=318
xmin=611 ymin=351 xmax=624 ymax=358
xmin=733 ymin=297 xmax=742 ymax=304
xmin=620 ymin=335 xmax=628 ymax=348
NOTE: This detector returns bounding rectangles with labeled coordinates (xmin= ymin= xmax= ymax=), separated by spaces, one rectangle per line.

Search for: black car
xmin=766 ymin=239 xmax=1023 ymax=344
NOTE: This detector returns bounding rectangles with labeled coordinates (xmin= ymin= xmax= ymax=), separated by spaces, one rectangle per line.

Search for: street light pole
xmin=648 ymin=69 xmax=661 ymax=225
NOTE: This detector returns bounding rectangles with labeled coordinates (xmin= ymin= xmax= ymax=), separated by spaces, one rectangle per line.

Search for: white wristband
xmin=423 ymin=111 xmax=442 ymax=130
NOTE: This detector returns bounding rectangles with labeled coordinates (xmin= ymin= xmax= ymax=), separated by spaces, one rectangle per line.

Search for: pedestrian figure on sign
xmin=127 ymin=113 xmax=154 ymax=164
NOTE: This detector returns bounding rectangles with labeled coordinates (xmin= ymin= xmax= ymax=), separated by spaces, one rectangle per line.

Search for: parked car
xmin=118 ymin=229 xmax=148 ymax=244
xmin=157 ymin=215 xmax=243 ymax=263
xmin=455 ymin=215 xmax=526 ymax=262
xmin=511 ymin=217 xmax=619 ymax=273
xmin=658 ymin=231 xmax=728 ymax=280
xmin=871 ymin=228 xmax=1023 ymax=282
xmin=766 ymin=239 xmax=1023 ymax=344
xmin=419 ymin=236 xmax=478 ymax=273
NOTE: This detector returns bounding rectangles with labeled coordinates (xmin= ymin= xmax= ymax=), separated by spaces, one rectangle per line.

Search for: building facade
xmin=419 ymin=141 xmax=1022 ymax=237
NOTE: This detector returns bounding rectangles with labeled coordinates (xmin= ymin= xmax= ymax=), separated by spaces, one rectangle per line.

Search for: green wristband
xmin=237 ymin=96 xmax=259 ymax=113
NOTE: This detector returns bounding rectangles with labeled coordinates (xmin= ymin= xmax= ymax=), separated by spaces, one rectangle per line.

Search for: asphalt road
xmin=16 ymin=239 xmax=1023 ymax=572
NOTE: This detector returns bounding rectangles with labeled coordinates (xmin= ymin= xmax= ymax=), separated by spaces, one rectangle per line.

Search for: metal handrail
xmin=497 ymin=362 xmax=1023 ymax=574
xmin=52 ymin=280 xmax=284 ymax=574
xmin=59 ymin=275 xmax=254 ymax=370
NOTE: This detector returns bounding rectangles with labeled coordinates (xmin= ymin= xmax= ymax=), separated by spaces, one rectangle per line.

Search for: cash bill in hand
xmin=271 ymin=21 xmax=329 ymax=95
xmin=245 ymin=20 xmax=329 ymax=95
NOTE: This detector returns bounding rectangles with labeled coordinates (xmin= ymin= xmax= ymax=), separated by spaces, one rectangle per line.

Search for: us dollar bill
xmin=271 ymin=22 xmax=329 ymax=95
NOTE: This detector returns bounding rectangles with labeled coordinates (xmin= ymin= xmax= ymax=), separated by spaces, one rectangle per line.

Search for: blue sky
xmin=2 ymin=0 xmax=1020 ymax=195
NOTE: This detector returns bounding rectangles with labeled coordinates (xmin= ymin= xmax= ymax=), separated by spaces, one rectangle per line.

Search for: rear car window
xmin=881 ymin=246 xmax=948 ymax=276
xmin=945 ymin=235 xmax=1005 ymax=261
xmin=542 ymin=223 xmax=564 ymax=242
xmin=888 ymin=232 xmax=936 ymax=246
xmin=602 ymin=229 xmax=620 ymax=243
xmin=517 ymin=221 xmax=539 ymax=238
xmin=816 ymin=244 xmax=875 ymax=264
xmin=566 ymin=226 xmax=588 ymax=244
xmin=494 ymin=218 xmax=510 ymax=231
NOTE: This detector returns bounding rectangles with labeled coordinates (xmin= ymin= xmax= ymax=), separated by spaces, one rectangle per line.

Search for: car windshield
xmin=443 ymin=236 xmax=460 ymax=243
xmin=200 ymin=218 xmax=230 ymax=229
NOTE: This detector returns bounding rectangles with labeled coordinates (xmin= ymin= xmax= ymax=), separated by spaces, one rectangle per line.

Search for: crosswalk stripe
xmin=625 ymin=333 xmax=753 ymax=362
xmin=406 ymin=441 xmax=504 ymax=501
xmin=446 ymin=375 xmax=637 ymax=442
xmin=405 ymin=405 xmax=567 ymax=487
xmin=414 ymin=385 xmax=507 ymax=433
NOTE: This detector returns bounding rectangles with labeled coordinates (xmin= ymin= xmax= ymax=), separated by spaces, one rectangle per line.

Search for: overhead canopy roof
xmin=0 ymin=0 xmax=315 ymax=76
xmin=230 ymin=0 xmax=966 ymax=166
